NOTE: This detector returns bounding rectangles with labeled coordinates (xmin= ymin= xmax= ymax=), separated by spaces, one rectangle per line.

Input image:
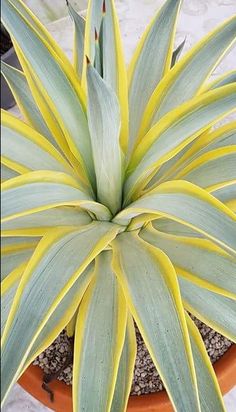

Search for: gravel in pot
xmin=33 ymin=316 xmax=232 ymax=396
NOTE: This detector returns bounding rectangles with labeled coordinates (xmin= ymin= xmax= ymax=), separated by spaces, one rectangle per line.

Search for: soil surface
xmin=1 ymin=25 xmax=12 ymax=56
xmin=33 ymin=316 xmax=232 ymax=396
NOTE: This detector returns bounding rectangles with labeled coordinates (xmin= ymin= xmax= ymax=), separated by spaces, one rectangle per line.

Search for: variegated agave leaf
xmin=1 ymin=0 xmax=235 ymax=411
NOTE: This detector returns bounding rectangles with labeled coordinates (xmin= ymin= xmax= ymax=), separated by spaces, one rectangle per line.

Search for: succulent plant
xmin=1 ymin=0 xmax=236 ymax=411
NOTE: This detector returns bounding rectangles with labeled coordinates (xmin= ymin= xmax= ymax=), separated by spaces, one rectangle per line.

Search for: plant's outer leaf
xmin=73 ymin=251 xmax=127 ymax=412
xmin=84 ymin=0 xmax=128 ymax=152
xmin=6 ymin=0 xmax=79 ymax=89
xmin=186 ymin=315 xmax=226 ymax=412
xmin=125 ymin=84 xmax=236 ymax=202
xmin=67 ymin=1 xmax=85 ymax=80
xmin=1 ymin=207 xmax=92 ymax=237
xmin=23 ymin=264 xmax=95 ymax=370
xmin=1 ymin=63 xmax=56 ymax=146
xmin=180 ymin=277 xmax=236 ymax=342
xmin=171 ymin=38 xmax=186 ymax=68
xmin=147 ymin=121 xmax=236 ymax=189
xmin=83 ymin=0 xmax=103 ymax=66
xmin=174 ymin=146 xmax=236 ymax=190
xmin=1 ymin=237 xmax=39 ymax=281
xmin=153 ymin=218 xmax=202 ymax=238
xmin=87 ymin=63 xmax=122 ymax=215
xmin=203 ymin=70 xmax=236 ymax=92
xmin=1 ymin=262 xmax=26 ymax=335
xmin=2 ymin=0 xmax=96 ymax=186
xmin=12 ymin=43 xmax=86 ymax=179
xmin=114 ymin=180 xmax=236 ymax=256
xmin=1 ymin=171 xmax=111 ymax=222
xmin=127 ymin=0 xmax=181 ymax=154
xmin=140 ymin=225 xmax=236 ymax=299
xmin=138 ymin=15 xmax=236 ymax=138
xmin=211 ymin=181 xmax=236 ymax=211
xmin=1 ymin=111 xmax=75 ymax=177
xmin=1 ymin=222 xmax=120 ymax=403
xmin=65 ymin=309 xmax=78 ymax=338
xmin=112 ymin=232 xmax=200 ymax=412
xmin=110 ymin=314 xmax=137 ymax=412
xmin=1 ymin=164 xmax=19 ymax=182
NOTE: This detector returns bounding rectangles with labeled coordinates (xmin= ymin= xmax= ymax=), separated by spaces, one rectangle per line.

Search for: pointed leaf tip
xmin=95 ymin=28 xmax=98 ymax=42
xmin=102 ymin=0 xmax=106 ymax=14
xmin=86 ymin=55 xmax=91 ymax=65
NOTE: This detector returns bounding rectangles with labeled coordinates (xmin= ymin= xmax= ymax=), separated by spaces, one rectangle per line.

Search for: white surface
xmin=3 ymin=0 xmax=236 ymax=410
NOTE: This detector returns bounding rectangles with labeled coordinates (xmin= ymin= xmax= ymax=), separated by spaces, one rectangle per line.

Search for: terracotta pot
xmin=19 ymin=344 xmax=236 ymax=412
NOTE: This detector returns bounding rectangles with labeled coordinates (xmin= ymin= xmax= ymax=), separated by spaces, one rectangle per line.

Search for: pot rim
xmin=18 ymin=344 xmax=236 ymax=412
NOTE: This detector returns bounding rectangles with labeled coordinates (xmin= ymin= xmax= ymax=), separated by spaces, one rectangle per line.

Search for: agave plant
xmin=1 ymin=0 xmax=236 ymax=410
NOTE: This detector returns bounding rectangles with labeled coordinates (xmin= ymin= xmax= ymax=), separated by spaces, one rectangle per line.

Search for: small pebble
xmin=33 ymin=316 xmax=232 ymax=396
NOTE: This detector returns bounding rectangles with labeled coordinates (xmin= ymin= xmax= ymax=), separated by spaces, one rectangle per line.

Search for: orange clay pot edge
xmin=18 ymin=344 xmax=236 ymax=412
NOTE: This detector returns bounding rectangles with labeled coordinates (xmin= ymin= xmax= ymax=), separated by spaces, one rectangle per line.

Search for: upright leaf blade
xmin=2 ymin=0 xmax=96 ymax=186
xmin=1 ymin=63 xmax=56 ymax=146
xmin=112 ymin=232 xmax=200 ymax=412
xmin=110 ymin=314 xmax=137 ymax=412
xmin=73 ymin=251 xmax=127 ymax=412
xmin=128 ymin=0 xmax=181 ymax=154
xmin=186 ymin=315 xmax=226 ymax=412
xmin=87 ymin=63 xmax=122 ymax=214
xmin=125 ymin=84 xmax=236 ymax=202
xmin=84 ymin=0 xmax=128 ymax=151
xmin=139 ymin=15 xmax=236 ymax=138
xmin=66 ymin=1 xmax=85 ymax=80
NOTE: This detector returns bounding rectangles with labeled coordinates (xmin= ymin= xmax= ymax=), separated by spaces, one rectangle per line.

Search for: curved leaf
xmin=127 ymin=0 xmax=181 ymax=154
xmin=138 ymin=15 xmax=236 ymax=137
xmin=1 ymin=221 xmax=120 ymax=403
xmin=203 ymin=70 xmax=236 ymax=92
xmin=23 ymin=263 xmax=95 ymax=371
xmin=1 ymin=164 xmax=19 ymax=182
xmin=1 ymin=237 xmax=39 ymax=281
xmin=110 ymin=314 xmax=137 ymax=412
xmin=1 ymin=262 xmax=26 ymax=335
xmin=145 ymin=121 xmax=236 ymax=190
xmin=112 ymin=232 xmax=200 ymax=412
xmin=2 ymin=207 xmax=92 ymax=237
xmin=140 ymin=225 xmax=236 ymax=299
xmin=2 ymin=0 xmax=96 ymax=185
xmin=67 ymin=1 xmax=85 ymax=80
xmin=1 ymin=111 xmax=75 ymax=176
xmin=87 ymin=63 xmax=122 ymax=214
xmin=186 ymin=315 xmax=226 ymax=412
xmin=84 ymin=0 xmax=128 ymax=151
xmin=175 ymin=146 xmax=236 ymax=189
xmin=180 ymin=277 xmax=236 ymax=342
xmin=211 ymin=181 xmax=236 ymax=211
xmin=73 ymin=251 xmax=127 ymax=412
xmin=6 ymin=0 xmax=79 ymax=89
xmin=1 ymin=63 xmax=56 ymax=146
xmin=114 ymin=180 xmax=236 ymax=255
xmin=125 ymin=84 xmax=236 ymax=202
xmin=1 ymin=171 xmax=111 ymax=222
